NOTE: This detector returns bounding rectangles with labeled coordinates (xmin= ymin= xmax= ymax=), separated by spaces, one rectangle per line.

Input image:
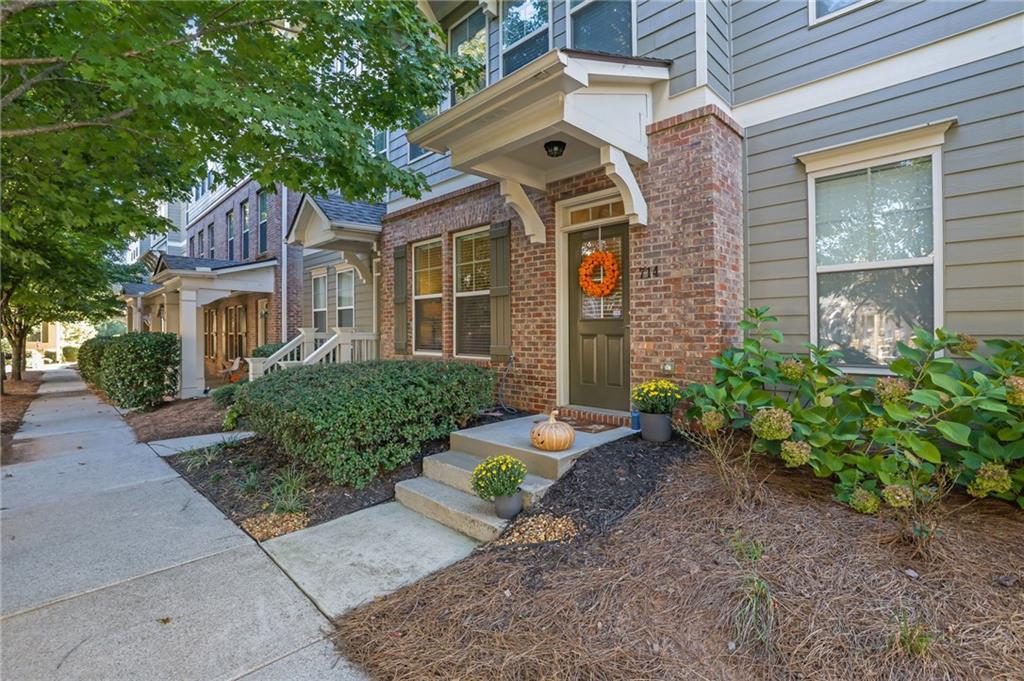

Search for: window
xmin=225 ymin=308 xmax=236 ymax=360
xmin=371 ymin=129 xmax=388 ymax=157
xmin=240 ymin=200 xmax=250 ymax=259
xmin=189 ymin=235 xmax=195 ymax=257
xmin=454 ymin=229 xmax=490 ymax=357
xmin=257 ymin=191 xmax=269 ymax=253
xmin=569 ymin=0 xmax=633 ymax=56
xmin=413 ymin=240 xmax=443 ymax=353
xmin=257 ymin=298 xmax=269 ymax=346
xmin=811 ymin=155 xmax=938 ymax=369
xmin=408 ymin=110 xmax=430 ymax=162
xmin=204 ymin=309 xmax=218 ymax=358
xmin=449 ymin=7 xmax=487 ymax=105
xmin=809 ymin=0 xmax=875 ymax=24
xmin=312 ymin=273 xmax=328 ymax=332
xmin=337 ymin=270 xmax=355 ymax=328
xmin=501 ymin=0 xmax=549 ymax=76
xmin=207 ymin=223 xmax=214 ymax=259
xmin=235 ymin=305 xmax=247 ymax=358
xmin=197 ymin=230 xmax=205 ymax=259
xmin=226 ymin=210 xmax=235 ymax=260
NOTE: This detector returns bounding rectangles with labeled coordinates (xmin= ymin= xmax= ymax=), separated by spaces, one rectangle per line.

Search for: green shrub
xmin=210 ymin=382 xmax=240 ymax=408
xmin=78 ymin=336 xmax=116 ymax=385
xmin=681 ymin=308 xmax=1024 ymax=545
xmin=62 ymin=345 xmax=79 ymax=361
xmin=43 ymin=350 xmax=57 ymax=362
xmin=235 ymin=360 xmax=495 ymax=487
xmin=99 ymin=332 xmax=180 ymax=410
xmin=251 ymin=342 xmax=285 ymax=358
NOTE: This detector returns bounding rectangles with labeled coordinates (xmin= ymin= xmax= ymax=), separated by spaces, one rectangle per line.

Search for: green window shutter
xmin=393 ymin=245 xmax=408 ymax=354
xmin=489 ymin=221 xmax=512 ymax=362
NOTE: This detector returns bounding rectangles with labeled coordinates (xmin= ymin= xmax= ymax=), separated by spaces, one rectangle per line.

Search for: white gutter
xmin=280 ymin=185 xmax=289 ymax=341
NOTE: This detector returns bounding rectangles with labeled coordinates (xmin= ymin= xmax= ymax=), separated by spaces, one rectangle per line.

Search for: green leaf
xmin=905 ymin=434 xmax=942 ymax=464
xmin=935 ymin=420 xmax=972 ymax=446
xmin=929 ymin=371 xmax=965 ymax=396
xmin=978 ymin=433 xmax=1004 ymax=460
xmin=883 ymin=402 xmax=914 ymax=422
xmin=808 ymin=431 xmax=832 ymax=447
xmin=908 ymin=389 xmax=942 ymax=408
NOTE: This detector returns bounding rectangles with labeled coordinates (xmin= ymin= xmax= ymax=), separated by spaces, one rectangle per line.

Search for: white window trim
xmin=412 ymin=237 xmax=444 ymax=356
xmin=498 ymin=0 xmax=553 ymax=79
xmin=226 ymin=210 xmax=235 ymax=259
xmin=452 ymin=226 xmax=491 ymax=359
xmin=257 ymin=298 xmax=269 ymax=346
xmin=311 ymin=272 xmax=328 ymax=332
xmin=565 ymin=0 xmax=637 ymax=58
xmin=808 ymin=0 xmax=879 ymax=27
xmin=236 ymin=305 xmax=247 ymax=359
xmin=806 ymin=146 xmax=944 ymax=374
xmin=448 ymin=5 xmax=490 ymax=106
xmin=336 ymin=267 xmax=356 ymax=328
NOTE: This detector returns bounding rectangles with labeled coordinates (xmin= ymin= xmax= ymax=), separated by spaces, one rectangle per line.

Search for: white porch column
xmin=178 ymin=289 xmax=205 ymax=398
xmin=132 ymin=296 xmax=144 ymax=331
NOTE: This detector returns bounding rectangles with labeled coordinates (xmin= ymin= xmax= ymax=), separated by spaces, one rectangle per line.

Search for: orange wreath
xmin=578 ymin=251 xmax=621 ymax=298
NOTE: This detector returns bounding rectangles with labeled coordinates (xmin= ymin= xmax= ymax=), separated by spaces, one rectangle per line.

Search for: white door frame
xmin=554 ymin=188 xmax=629 ymax=407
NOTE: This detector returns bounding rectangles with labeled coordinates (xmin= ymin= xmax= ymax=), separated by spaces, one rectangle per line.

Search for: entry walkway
xmin=0 ymin=366 xmax=466 ymax=680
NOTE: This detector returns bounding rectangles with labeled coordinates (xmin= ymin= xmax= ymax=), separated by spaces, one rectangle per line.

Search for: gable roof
xmin=154 ymin=254 xmax=245 ymax=274
xmin=309 ymin=194 xmax=384 ymax=227
xmin=118 ymin=282 xmax=161 ymax=296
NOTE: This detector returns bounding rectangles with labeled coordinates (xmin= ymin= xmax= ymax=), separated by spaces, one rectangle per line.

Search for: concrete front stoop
xmin=395 ymin=415 xmax=633 ymax=542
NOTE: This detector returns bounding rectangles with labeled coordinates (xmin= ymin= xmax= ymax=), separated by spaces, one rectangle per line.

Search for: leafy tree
xmin=94 ymin=319 xmax=128 ymax=338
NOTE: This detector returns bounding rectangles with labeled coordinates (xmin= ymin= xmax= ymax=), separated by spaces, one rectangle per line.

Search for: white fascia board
xmin=795 ymin=118 xmax=956 ymax=173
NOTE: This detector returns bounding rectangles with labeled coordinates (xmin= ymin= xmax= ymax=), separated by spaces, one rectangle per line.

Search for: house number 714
xmin=636 ymin=266 xmax=660 ymax=280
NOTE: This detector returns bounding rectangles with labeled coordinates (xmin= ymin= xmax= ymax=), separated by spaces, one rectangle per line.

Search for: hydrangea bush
xmin=681 ymin=308 xmax=1024 ymax=529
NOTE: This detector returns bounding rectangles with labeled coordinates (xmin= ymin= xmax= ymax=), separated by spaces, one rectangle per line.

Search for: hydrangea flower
xmin=780 ymin=440 xmax=811 ymax=468
xmin=700 ymin=410 xmax=726 ymax=433
xmin=779 ymin=359 xmax=805 ymax=382
xmin=966 ymin=462 xmax=1012 ymax=498
xmin=875 ymin=377 xmax=911 ymax=403
xmin=882 ymin=484 xmax=915 ymax=510
xmin=863 ymin=415 xmax=887 ymax=432
xmin=1006 ymin=376 xmax=1024 ymax=407
xmin=750 ymin=408 xmax=793 ymax=441
xmin=950 ymin=334 xmax=978 ymax=356
xmin=850 ymin=487 xmax=880 ymax=514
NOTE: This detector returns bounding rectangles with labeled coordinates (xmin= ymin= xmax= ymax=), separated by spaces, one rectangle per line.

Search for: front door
xmin=568 ymin=224 xmax=629 ymax=410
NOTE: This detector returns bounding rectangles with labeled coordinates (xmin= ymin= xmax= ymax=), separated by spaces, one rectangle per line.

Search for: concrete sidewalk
xmin=1 ymin=366 xmax=476 ymax=680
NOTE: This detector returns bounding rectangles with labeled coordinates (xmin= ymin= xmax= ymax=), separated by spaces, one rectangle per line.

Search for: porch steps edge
xmin=448 ymin=432 xmax=575 ymax=479
xmin=423 ymin=450 xmax=555 ymax=507
xmin=395 ymin=477 xmax=507 ymax=542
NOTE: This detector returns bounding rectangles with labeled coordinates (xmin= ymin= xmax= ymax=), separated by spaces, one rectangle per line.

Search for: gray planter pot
xmin=639 ymin=412 xmax=672 ymax=442
xmin=493 ymin=492 xmax=523 ymax=520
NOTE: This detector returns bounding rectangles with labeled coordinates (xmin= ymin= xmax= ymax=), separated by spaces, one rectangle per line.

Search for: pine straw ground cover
xmin=334 ymin=440 xmax=1024 ymax=681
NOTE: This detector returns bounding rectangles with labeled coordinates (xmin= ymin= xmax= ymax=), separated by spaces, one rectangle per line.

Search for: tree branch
xmin=0 ymin=0 xmax=59 ymax=26
xmin=0 ymin=62 xmax=63 ymax=109
xmin=0 ymin=107 xmax=136 ymax=138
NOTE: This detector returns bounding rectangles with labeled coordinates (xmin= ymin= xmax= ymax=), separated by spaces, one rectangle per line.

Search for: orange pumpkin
xmin=530 ymin=410 xmax=576 ymax=452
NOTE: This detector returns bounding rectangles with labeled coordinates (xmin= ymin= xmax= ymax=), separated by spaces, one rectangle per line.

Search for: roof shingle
xmin=310 ymin=194 xmax=384 ymax=227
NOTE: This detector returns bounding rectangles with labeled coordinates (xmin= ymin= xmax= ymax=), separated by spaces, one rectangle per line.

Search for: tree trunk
xmin=9 ymin=334 xmax=24 ymax=381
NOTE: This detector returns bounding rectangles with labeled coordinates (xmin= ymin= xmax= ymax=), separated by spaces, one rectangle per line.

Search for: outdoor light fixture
xmin=544 ymin=140 xmax=566 ymax=158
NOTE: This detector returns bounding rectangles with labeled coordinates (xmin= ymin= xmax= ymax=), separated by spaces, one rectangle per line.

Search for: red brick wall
xmin=184 ymin=181 xmax=304 ymax=343
xmin=380 ymin=106 xmax=744 ymax=413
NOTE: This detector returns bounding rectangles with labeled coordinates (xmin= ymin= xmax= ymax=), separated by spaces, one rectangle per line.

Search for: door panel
xmin=568 ymin=225 xmax=629 ymax=410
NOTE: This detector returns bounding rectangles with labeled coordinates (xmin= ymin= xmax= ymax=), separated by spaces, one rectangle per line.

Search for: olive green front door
xmin=568 ymin=224 xmax=629 ymax=411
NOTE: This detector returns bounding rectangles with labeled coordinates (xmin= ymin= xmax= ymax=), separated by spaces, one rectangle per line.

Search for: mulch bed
xmin=1 ymin=371 xmax=43 ymax=465
xmin=123 ymin=397 xmax=229 ymax=442
xmin=333 ymin=437 xmax=1024 ymax=681
xmin=167 ymin=408 xmax=527 ymax=540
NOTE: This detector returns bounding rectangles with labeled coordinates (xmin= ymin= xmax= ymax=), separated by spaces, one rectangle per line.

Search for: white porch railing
xmin=247 ymin=327 xmax=378 ymax=379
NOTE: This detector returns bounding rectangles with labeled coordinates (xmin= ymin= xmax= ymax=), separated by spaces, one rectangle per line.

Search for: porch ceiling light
xmin=544 ymin=140 xmax=566 ymax=158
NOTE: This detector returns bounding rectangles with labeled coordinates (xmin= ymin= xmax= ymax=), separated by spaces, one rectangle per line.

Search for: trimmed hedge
xmin=235 ymin=360 xmax=495 ymax=487
xmin=251 ymin=342 xmax=285 ymax=358
xmin=210 ymin=382 xmax=240 ymax=408
xmin=78 ymin=336 xmax=116 ymax=385
xmin=62 ymin=345 xmax=79 ymax=361
xmin=99 ymin=332 xmax=180 ymax=410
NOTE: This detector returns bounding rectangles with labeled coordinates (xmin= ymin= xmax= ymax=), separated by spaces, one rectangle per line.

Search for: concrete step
xmin=423 ymin=450 xmax=555 ymax=507
xmin=449 ymin=415 xmax=634 ymax=479
xmin=395 ymin=477 xmax=507 ymax=542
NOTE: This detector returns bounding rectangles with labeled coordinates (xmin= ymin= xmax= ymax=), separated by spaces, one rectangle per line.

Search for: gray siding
xmin=746 ymin=48 xmax=1024 ymax=350
xmin=707 ymin=0 xmax=732 ymax=101
xmin=731 ymin=0 xmax=1021 ymax=105
xmin=301 ymin=249 xmax=375 ymax=333
xmin=638 ymin=0 xmax=697 ymax=95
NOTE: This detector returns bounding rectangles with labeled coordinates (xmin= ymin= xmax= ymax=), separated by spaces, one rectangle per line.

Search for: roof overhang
xmin=408 ymin=49 xmax=670 ymax=243
xmin=150 ymin=259 xmax=277 ymax=305
xmin=287 ymin=194 xmax=381 ymax=250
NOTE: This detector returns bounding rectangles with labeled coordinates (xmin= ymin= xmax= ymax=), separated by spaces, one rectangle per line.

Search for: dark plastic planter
xmin=639 ymin=412 xmax=672 ymax=442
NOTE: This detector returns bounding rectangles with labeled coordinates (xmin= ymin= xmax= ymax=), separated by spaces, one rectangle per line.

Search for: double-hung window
xmin=809 ymin=0 xmax=875 ymax=25
xmin=235 ymin=305 xmax=247 ymax=358
xmin=240 ymin=200 xmax=250 ymax=259
xmin=312 ymin=273 xmax=328 ymax=332
xmin=371 ymin=129 xmax=388 ymax=157
xmin=189 ymin=235 xmax=195 ymax=257
xmin=569 ymin=0 xmax=633 ymax=56
xmin=207 ymin=223 xmax=215 ymax=259
xmin=337 ymin=270 xmax=355 ymax=328
xmin=257 ymin=191 xmax=269 ymax=253
xmin=501 ymin=0 xmax=549 ymax=76
xmin=225 ymin=308 xmax=236 ymax=360
xmin=408 ymin=110 xmax=430 ymax=163
xmin=449 ymin=7 xmax=487 ymax=105
xmin=413 ymin=239 xmax=443 ymax=354
xmin=226 ymin=210 xmax=235 ymax=260
xmin=454 ymin=229 xmax=491 ymax=358
xmin=197 ymin=230 xmax=205 ymax=259
xmin=257 ymin=298 xmax=269 ymax=346
xmin=810 ymin=153 xmax=940 ymax=369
